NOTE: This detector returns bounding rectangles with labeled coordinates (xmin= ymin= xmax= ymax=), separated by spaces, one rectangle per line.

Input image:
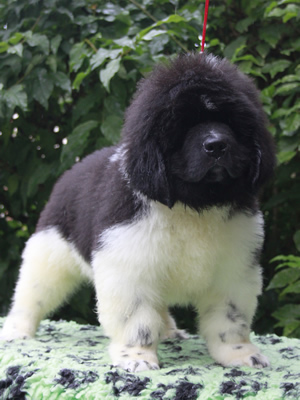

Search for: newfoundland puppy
xmin=1 ymin=52 xmax=275 ymax=372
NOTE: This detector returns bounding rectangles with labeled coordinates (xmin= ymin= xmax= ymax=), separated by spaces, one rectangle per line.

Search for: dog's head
xmin=122 ymin=53 xmax=276 ymax=210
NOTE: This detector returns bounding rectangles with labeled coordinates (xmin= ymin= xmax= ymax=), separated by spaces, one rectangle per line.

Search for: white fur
xmin=206 ymin=53 xmax=219 ymax=68
xmin=0 ymin=228 xmax=91 ymax=340
xmin=92 ymin=202 xmax=267 ymax=370
xmin=109 ymin=144 xmax=127 ymax=164
xmin=1 ymin=202 xmax=269 ymax=371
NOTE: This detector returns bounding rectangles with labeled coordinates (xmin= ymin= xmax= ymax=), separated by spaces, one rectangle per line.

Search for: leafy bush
xmin=267 ymin=255 xmax=300 ymax=337
xmin=0 ymin=0 xmax=299 ymax=336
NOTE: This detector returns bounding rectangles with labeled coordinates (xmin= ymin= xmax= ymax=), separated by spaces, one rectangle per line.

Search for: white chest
xmin=93 ymin=202 xmax=264 ymax=304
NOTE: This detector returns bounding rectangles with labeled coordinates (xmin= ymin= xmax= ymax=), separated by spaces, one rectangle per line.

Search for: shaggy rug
xmin=0 ymin=318 xmax=299 ymax=399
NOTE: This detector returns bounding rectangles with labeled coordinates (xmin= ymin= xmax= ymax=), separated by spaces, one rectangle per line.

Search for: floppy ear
xmin=127 ymin=140 xmax=174 ymax=208
xmin=251 ymin=132 xmax=276 ymax=188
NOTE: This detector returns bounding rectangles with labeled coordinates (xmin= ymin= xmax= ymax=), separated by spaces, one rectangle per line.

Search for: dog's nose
xmin=203 ymin=137 xmax=228 ymax=158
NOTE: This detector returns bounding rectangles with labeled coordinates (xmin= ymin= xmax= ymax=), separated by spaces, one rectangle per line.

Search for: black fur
xmin=37 ymin=52 xmax=275 ymax=261
xmin=36 ymin=147 xmax=144 ymax=261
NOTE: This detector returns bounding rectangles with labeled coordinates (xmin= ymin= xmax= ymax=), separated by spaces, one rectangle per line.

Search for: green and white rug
xmin=0 ymin=318 xmax=299 ymax=399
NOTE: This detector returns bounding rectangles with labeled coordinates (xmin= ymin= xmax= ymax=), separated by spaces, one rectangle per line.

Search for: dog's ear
xmin=251 ymin=131 xmax=276 ymax=188
xmin=127 ymin=140 xmax=174 ymax=208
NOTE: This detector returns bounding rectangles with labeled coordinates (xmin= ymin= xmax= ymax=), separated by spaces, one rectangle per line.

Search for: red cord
xmin=201 ymin=0 xmax=210 ymax=52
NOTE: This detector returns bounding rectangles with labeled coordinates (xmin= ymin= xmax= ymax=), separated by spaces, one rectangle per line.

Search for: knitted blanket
xmin=0 ymin=318 xmax=299 ymax=399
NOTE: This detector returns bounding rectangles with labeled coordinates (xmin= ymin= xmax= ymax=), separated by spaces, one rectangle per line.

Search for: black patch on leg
xmin=227 ymin=302 xmax=239 ymax=322
xmin=219 ymin=332 xmax=226 ymax=343
xmin=137 ymin=326 xmax=153 ymax=347
xmin=250 ymin=355 xmax=268 ymax=368
xmin=127 ymin=326 xmax=153 ymax=347
xmin=250 ymin=356 xmax=261 ymax=366
xmin=227 ymin=302 xmax=246 ymax=324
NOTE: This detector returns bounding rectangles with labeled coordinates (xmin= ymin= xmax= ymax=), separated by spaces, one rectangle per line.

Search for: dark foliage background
xmin=0 ymin=0 xmax=299 ymax=337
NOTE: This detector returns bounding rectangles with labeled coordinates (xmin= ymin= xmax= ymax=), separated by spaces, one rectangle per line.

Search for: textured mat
xmin=0 ymin=317 xmax=299 ymax=399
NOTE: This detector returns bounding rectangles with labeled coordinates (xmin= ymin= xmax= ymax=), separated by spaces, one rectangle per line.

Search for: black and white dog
xmin=1 ymin=53 xmax=275 ymax=372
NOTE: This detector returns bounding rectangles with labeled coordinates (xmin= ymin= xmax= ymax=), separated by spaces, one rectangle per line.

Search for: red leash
xmin=201 ymin=0 xmax=210 ymax=52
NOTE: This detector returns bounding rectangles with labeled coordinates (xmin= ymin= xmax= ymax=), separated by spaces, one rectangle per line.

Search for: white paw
xmin=110 ymin=342 xmax=160 ymax=372
xmin=0 ymin=318 xmax=35 ymax=341
xmin=162 ymin=328 xmax=189 ymax=340
xmin=209 ymin=342 xmax=270 ymax=369
xmin=229 ymin=350 xmax=270 ymax=368
xmin=0 ymin=328 xmax=32 ymax=341
xmin=115 ymin=359 xmax=159 ymax=372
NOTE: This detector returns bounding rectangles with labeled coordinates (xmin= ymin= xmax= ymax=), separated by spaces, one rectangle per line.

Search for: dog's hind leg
xmin=0 ymin=227 xmax=88 ymax=340
xmin=161 ymin=310 xmax=189 ymax=340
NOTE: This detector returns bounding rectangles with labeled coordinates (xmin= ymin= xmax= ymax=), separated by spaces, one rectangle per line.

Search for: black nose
xmin=203 ymin=137 xmax=228 ymax=158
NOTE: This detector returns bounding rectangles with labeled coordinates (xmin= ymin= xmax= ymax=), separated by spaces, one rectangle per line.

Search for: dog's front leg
xmin=197 ymin=276 xmax=269 ymax=368
xmin=93 ymin=255 xmax=163 ymax=372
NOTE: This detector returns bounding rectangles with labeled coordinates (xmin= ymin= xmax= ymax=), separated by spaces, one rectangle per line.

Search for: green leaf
xmin=256 ymin=43 xmax=270 ymax=58
xmin=4 ymin=84 xmax=28 ymax=113
xmin=235 ymin=17 xmax=255 ymax=33
xmin=137 ymin=14 xmax=185 ymax=41
xmin=0 ymin=41 xmax=9 ymax=53
xmin=236 ymin=61 xmax=252 ymax=74
xmin=293 ymin=231 xmax=300 ymax=252
xmin=280 ymin=280 xmax=300 ymax=297
xmin=69 ymin=42 xmax=89 ymax=72
xmin=271 ymin=254 xmax=300 ymax=266
xmin=59 ymin=120 xmax=98 ymax=172
xmin=90 ymin=48 xmax=122 ymax=70
xmin=7 ymin=174 xmax=19 ymax=196
xmin=282 ymin=322 xmax=300 ymax=337
xmin=275 ymin=82 xmax=300 ymax=95
xmin=51 ymin=71 xmax=71 ymax=93
xmin=7 ymin=43 xmax=23 ymax=57
xmin=262 ymin=60 xmax=291 ymax=78
xmin=114 ymin=37 xmax=135 ymax=48
xmin=273 ymin=74 xmax=300 ymax=86
xmin=101 ymin=114 xmax=123 ymax=144
xmin=8 ymin=32 xmax=23 ymax=45
xmin=235 ymin=54 xmax=263 ymax=66
xmin=50 ymin=35 xmax=62 ymax=55
xmin=142 ymin=29 xmax=166 ymax=41
xmin=27 ymin=162 xmax=53 ymax=198
xmin=161 ymin=14 xmax=186 ymax=24
xmin=285 ymin=113 xmax=300 ymax=133
xmin=72 ymin=89 xmax=104 ymax=123
xmin=24 ymin=54 xmax=45 ymax=76
xmin=272 ymin=304 xmax=300 ymax=325
xmin=224 ymin=36 xmax=247 ymax=59
xmin=272 ymin=101 xmax=300 ymax=119
xmin=277 ymin=150 xmax=297 ymax=164
xmin=259 ymin=26 xmax=283 ymax=48
xmin=100 ymin=58 xmax=121 ymax=92
xmin=267 ymin=4 xmax=300 ymax=22
xmin=56 ymin=7 xmax=74 ymax=21
xmin=266 ymin=268 xmax=300 ymax=290
xmin=32 ymin=68 xmax=54 ymax=109
xmin=46 ymin=55 xmax=57 ymax=72
xmin=27 ymin=33 xmax=50 ymax=55
xmin=265 ymin=1 xmax=278 ymax=15
xmin=72 ymin=67 xmax=91 ymax=90
xmin=90 ymin=48 xmax=109 ymax=70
